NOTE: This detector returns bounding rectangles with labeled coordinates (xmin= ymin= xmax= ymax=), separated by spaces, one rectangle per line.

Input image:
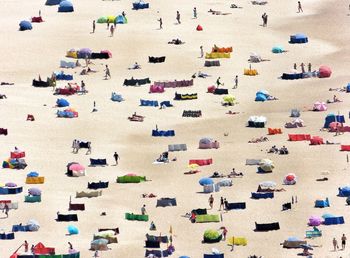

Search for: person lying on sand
xmin=129 ymin=62 xmax=141 ymax=70
xmin=0 ymin=94 xmax=7 ymax=99
xmin=226 ymin=110 xmax=240 ymax=115
xmin=142 ymin=193 xmax=157 ymax=198
xmin=228 ymin=168 xmax=243 ymax=177
xmin=1 ymin=82 xmax=14 ymax=85
xmin=230 ymin=3 xmax=243 ymax=8
xmin=198 ymin=71 xmax=210 ymax=78
xmin=329 ymin=87 xmax=346 ymax=92
xmin=248 ymin=136 xmax=269 ymax=143
xmin=210 ymin=171 xmax=225 ymax=178
xmin=168 ymin=38 xmax=184 ymax=45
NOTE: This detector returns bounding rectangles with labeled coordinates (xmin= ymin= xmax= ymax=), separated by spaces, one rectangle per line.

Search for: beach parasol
xmin=259 ymin=181 xmax=276 ymax=188
xmin=5 ymin=182 xmax=17 ymax=187
xmin=67 ymin=225 xmax=79 ymax=235
xmin=199 ymin=177 xmax=214 ymax=186
xmin=27 ymin=171 xmax=39 ymax=177
xmin=69 ymin=163 xmax=85 ymax=171
xmin=28 ymin=187 xmax=42 ymax=196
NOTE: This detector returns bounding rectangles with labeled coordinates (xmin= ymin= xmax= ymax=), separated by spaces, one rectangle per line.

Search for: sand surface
xmin=1 ymin=0 xmax=350 ymax=257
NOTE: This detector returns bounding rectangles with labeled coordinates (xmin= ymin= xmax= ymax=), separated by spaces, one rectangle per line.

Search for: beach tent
xmin=46 ymin=0 xmax=62 ymax=5
xmin=133 ymin=1 xmax=149 ymax=10
xmin=290 ymin=109 xmax=300 ymax=117
xmin=249 ymin=53 xmax=262 ymax=63
xmin=255 ymin=90 xmax=269 ymax=102
xmin=313 ymin=101 xmax=327 ymax=111
xmin=272 ymin=45 xmax=285 ymax=53
xmin=19 ymin=20 xmax=32 ymax=31
xmin=324 ymin=113 xmax=345 ymax=128
xmin=196 ymin=25 xmax=203 ymax=31
xmin=338 ymin=186 xmax=350 ymax=197
xmin=248 ymin=116 xmax=266 ymax=128
xmin=111 ymin=92 xmax=124 ymax=102
xmin=97 ymin=16 xmax=108 ymax=23
xmin=203 ymin=229 xmax=222 ymax=243
xmin=58 ymin=1 xmax=74 ymax=12
xmin=315 ymin=197 xmax=330 ymax=208
xmin=199 ymin=138 xmax=220 ymax=149
xmin=290 ymin=33 xmax=308 ymax=44
xmin=56 ymin=98 xmax=70 ymax=107
xmin=116 ymin=15 xmax=127 ymax=24
xmin=319 ymin=65 xmax=332 ymax=78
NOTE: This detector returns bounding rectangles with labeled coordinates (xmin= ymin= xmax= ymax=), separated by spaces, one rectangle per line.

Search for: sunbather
xmin=129 ymin=62 xmax=141 ymax=70
xmin=228 ymin=168 xmax=243 ymax=177
xmin=198 ymin=71 xmax=210 ymax=78
xmin=0 ymin=94 xmax=7 ymax=99
xmin=1 ymin=82 xmax=14 ymax=85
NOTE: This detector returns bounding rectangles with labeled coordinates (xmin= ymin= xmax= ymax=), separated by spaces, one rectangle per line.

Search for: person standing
xmin=92 ymin=20 xmax=96 ymax=33
xmin=105 ymin=65 xmax=111 ymax=79
xmin=222 ymin=227 xmax=228 ymax=240
xmin=158 ymin=18 xmax=163 ymax=29
xmin=234 ymin=75 xmax=238 ymax=89
xmin=219 ymin=197 xmax=224 ymax=210
xmin=200 ymin=46 xmax=204 ymax=58
xmin=297 ymin=1 xmax=303 ymax=13
xmin=308 ymin=63 xmax=311 ymax=72
xmin=264 ymin=14 xmax=268 ymax=27
xmin=224 ymin=198 xmax=228 ymax=211
xmin=86 ymin=142 xmax=92 ymax=155
xmin=208 ymin=194 xmax=214 ymax=209
xmin=114 ymin=152 xmax=119 ymax=165
xmin=81 ymin=80 xmax=86 ymax=93
xmin=176 ymin=11 xmax=181 ymax=24
xmin=39 ymin=10 xmax=41 ymax=17
xmin=110 ymin=25 xmax=115 ymax=37
xmin=262 ymin=13 xmax=266 ymax=26
xmin=68 ymin=242 xmax=73 ymax=251
xmin=300 ymin=62 xmax=305 ymax=73
xmin=342 ymin=234 xmax=347 ymax=250
xmin=93 ymin=250 xmax=99 ymax=257
xmin=193 ymin=7 xmax=197 ymax=18
xmin=107 ymin=20 xmax=110 ymax=30
xmin=141 ymin=204 xmax=146 ymax=215
xmin=333 ymin=237 xmax=339 ymax=251
xmin=24 ymin=240 xmax=29 ymax=253
xmin=4 ymin=203 xmax=9 ymax=217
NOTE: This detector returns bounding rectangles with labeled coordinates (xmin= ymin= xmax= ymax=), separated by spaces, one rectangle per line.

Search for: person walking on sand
xmin=300 ymin=62 xmax=305 ymax=73
xmin=297 ymin=1 xmax=303 ymax=13
xmin=308 ymin=62 xmax=312 ymax=72
xmin=4 ymin=203 xmax=9 ymax=217
xmin=176 ymin=11 xmax=181 ymax=24
xmin=92 ymin=20 xmax=96 ymax=33
xmin=234 ymin=75 xmax=238 ymax=89
xmin=224 ymin=198 xmax=228 ymax=211
xmin=93 ymin=250 xmax=99 ymax=257
xmin=158 ymin=18 xmax=163 ymax=29
xmin=110 ymin=25 xmax=115 ymax=37
xmin=209 ymin=194 xmax=214 ymax=209
xmin=92 ymin=101 xmax=97 ymax=112
xmin=39 ymin=10 xmax=41 ymax=17
xmin=293 ymin=63 xmax=297 ymax=70
xmin=107 ymin=20 xmax=110 ymax=30
xmin=262 ymin=13 xmax=267 ymax=27
xmin=219 ymin=197 xmax=224 ymax=210
xmin=141 ymin=204 xmax=147 ymax=215
xmin=104 ymin=65 xmax=111 ymax=79
xmin=216 ymin=77 xmax=223 ymax=87
xmin=114 ymin=152 xmax=119 ymax=165
xmin=342 ymin=234 xmax=347 ymax=250
xmin=333 ymin=237 xmax=339 ymax=251
xmin=86 ymin=142 xmax=92 ymax=155
xmin=222 ymin=227 xmax=228 ymax=241
xmin=193 ymin=7 xmax=197 ymax=19
xmin=200 ymin=46 xmax=204 ymax=58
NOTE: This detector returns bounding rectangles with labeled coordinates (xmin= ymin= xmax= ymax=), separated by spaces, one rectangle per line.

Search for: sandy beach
xmin=1 ymin=0 xmax=350 ymax=257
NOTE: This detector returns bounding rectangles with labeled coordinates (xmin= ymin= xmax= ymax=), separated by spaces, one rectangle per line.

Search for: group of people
xmin=91 ymin=11 xmax=127 ymax=36
xmin=294 ymin=62 xmax=312 ymax=73
xmin=21 ymin=241 xmax=74 ymax=255
xmin=268 ymin=145 xmax=289 ymax=154
xmin=333 ymin=234 xmax=347 ymax=251
xmin=71 ymin=139 xmax=92 ymax=154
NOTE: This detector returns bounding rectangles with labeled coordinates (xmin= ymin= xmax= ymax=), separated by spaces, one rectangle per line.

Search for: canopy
xmin=259 ymin=181 xmax=276 ymax=188
xmin=319 ymin=65 xmax=332 ymax=78
xmin=19 ymin=20 xmax=32 ymax=31
xmin=199 ymin=177 xmax=214 ymax=186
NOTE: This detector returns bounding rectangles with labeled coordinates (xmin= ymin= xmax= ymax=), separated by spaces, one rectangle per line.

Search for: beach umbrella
xmin=319 ymin=65 xmax=332 ymax=78
xmin=284 ymin=173 xmax=297 ymax=185
xmin=27 ymin=171 xmax=39 ymax=177
xmin=91 ymin=239 xmax=108 ymax=245
xmin=259 ymin=181 xmax=276 ymax=188
xmin=199 ymin=177 xmax=214 ymax=186
xmin=313 ymin=101 xmax=327 ymax=111
xmin=27 ymin=219 xmax=40 ymax=231
xmin=28 ymin=187 xmax=42 ymax=196
xmin=223 ymin=95 xmax=235 ymax=104
xmin=308 ymin=216 xmax=322 ymax=226
xmin=259 ymin=159 xmax=274 ymax=172
xmin=5 ymin=182 xmax=17 ymax=187
xmin=69 ymin=163 xmax=85 ymax=171
xmin=67 ymin=225 xmax=79 ymax=235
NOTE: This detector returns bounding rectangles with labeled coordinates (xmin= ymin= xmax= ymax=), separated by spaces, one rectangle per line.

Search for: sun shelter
xmin=116 ymin=15 xmax=127 ymax=24
xmin=272 ymin=45 xmax=285 ymax=53
xmin=203 ymin=229 xmax=222 ymax=243
xmin=289 ymin=33 xmax=308 ymax=44
xmin=306 ymin=226 xmax=322 ymax=238
xmin=156 ymin=198 xmax=177 ymax=207
xmin=19 ymin=20 xmax=32 ymax=31
xmin=318 ymin=65 xmax=332 ymax=78
xmin=283 ymin=173 xmax=296 ymax=185
xmin=258 ymin=159 xmax=274 ymax=173
xmin=339 ymin=186 xmax=350 ymax=197
xmin=56 ymin=98 xmax=70 ymax=107
xmin=46 ymin=0 xmax=63 ymax=5
xmin=313 ymin=101 xmax=327 ymax=111
xmin=133 ymin=1 xmax=150 ymax=10
xmin=199 ymin=138 xmax=220 ymax=149
xmin=58 ymin=1 xmax=74 ymax=12
xmin=315 ymin=197 xmax=330 ymax=208
xmin=248 ymin=116 xmax=266 ymax=128
xmin=324 ymin=113 xmax=345 ymax=128
xmin=32 ymin=242 xmax=55 ymax=255
xmin=32 ymin=16 xmax=43 ymax=23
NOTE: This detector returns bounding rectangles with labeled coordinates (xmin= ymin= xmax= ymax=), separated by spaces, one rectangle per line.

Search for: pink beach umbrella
xmin=313 ymin=102 xmax=327 ymax=111
xmin=69 ymin=163 xmax=85 ymax=171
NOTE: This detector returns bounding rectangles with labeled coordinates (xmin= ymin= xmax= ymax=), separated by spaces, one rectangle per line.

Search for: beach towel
xmin=189 ymin=159 xmax=213 ymax=166
xmin=251 ymin=192 xmax=274 ymax=199
xmin=255 ymin=222 xmax=280 ymax=231
xmin=26 ymin=177 xmax=45 ymax=184
xmin=152 ymin=130 xmax=175 ymax=137
xmin=125 ymin=213 xmax=149 ymax=221
xmin=69 ymin=203 xmax=85 ymax=211
xmin=88 ymin=181 xmax=109 ymax=190
xmin=149 ymin=56 xmax=166 ymax=63
xmin=56 ymin=214 xmax=78 ymax=222
xmin=168 ymin=144 xmax=187 ymax=152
